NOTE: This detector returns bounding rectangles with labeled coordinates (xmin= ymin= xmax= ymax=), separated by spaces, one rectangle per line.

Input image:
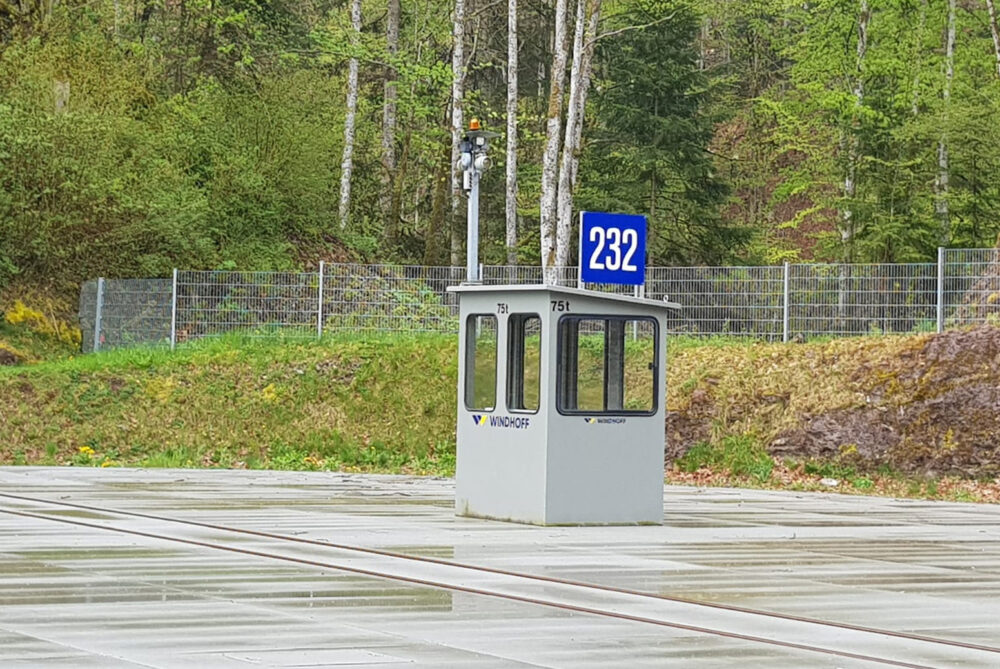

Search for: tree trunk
xmin=555 ymin=0 xmax=601 ymax=271
xmin=383 ymin=0 xmax=401 ymax=243
xmin=505 ymin=0 xmax=519 ymax=265
xmin=338 ymin=0 xmax=362 ymax=229
xmin=935 ymin=0 xmax=956 ymax=245
xmin=911 ymin=0 xmax=927 ymax=115
xmin=987 ymin=0 xmax=1000 ymax=81
xmin=698 ymin=16 xmax=709 ymax=71
xmin=425 ymin=120 xmax=453 ymax=265
xmin=539 ymin=0 xmax=570 ymax=284
xmin=841 ymin=0 xmax=869 ymax=262
xmin=450 ymin=0 xmax=467 ymax=267
xmin=571 ymin=2 xmax=600 ymax=191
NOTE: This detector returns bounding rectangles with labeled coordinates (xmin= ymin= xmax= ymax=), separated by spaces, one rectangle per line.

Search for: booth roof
xmin=446 ymin=283 xmax=681 ymax=311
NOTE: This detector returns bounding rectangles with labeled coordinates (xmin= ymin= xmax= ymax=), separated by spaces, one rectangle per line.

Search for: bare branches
xmin=587 ymin=11 xmax=677 ymax=49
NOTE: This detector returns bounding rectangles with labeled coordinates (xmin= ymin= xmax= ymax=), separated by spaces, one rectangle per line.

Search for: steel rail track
xmin=0 ymin=506 xmax=935 ymax=669
xmin=0 ymin=492 xmax=991 ymax=667
xmin=2 ymin=492 xmax=995 ymax=657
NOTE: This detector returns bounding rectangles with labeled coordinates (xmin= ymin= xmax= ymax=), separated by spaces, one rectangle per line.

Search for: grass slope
xmin=0 ymin=335 xmax=457 ymax=474
xmin=3 ymin=329 xmax=1000 ymax=503
xmin=667 ymin=327 xmax=1000 ymax=478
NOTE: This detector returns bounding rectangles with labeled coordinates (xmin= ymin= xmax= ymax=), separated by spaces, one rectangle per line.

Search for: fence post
xmin=782 ymin=262 xmax=790 ymax=343
xmin=936 ymin=247 xmax=945 ymax=333
xmin=93 ymin=277 xmax=105 ymax=353
xmin=170 ymin=269 xmax=178 ymax=350
xmin=317 ymin=261 xmax=325 ymax=340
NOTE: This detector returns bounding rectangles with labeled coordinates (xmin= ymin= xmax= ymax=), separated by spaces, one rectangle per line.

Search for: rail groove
xmin=2 ymin=492 xmax=994 ymax=668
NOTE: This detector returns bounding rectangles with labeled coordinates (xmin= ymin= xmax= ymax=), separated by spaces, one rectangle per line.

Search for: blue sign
xmin=578 ymin=212 xmax=647 ymax=286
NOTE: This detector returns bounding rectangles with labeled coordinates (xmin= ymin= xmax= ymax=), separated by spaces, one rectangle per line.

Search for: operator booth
xmin=448 ymin=213 xmax=678 ymax=526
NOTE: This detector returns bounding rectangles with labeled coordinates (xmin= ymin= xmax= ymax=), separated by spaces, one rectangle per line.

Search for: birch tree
xmin=505 ymin=0 xmax=519 ymax=264
xmin=555 ymin=0 xmax=601 ymax=268
xmin=988 ymin=0 xmax=1000 ymax=80
xmin=935 ymin=0 xmax=956 ymax=244
xmin=338 ymin=0 xmax=363 ymax=228
xmin=450 ymin=0 xmax=467 ymax=267
xmin=841 ymin=0 xmax=869 ymax=261
xmin=539 ymin=0 xmax=569 ymax=283
xmin=383 ymin=0 xmax=401 ymax=242
xmin=911 ymin=0 xmax=927 ymax=116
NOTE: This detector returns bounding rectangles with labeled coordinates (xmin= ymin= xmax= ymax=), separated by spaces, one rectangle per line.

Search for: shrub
xmin=4 ymin=300 xmax=81 ymax=347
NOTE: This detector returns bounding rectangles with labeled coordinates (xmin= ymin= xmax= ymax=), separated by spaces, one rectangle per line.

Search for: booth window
xmin=556 ymin=316 xmax=657 ymax=415
xmin=507 ymin=314 xmax=541 ymax=412
xmin=465 ymin=315 xmax=498 ymax=411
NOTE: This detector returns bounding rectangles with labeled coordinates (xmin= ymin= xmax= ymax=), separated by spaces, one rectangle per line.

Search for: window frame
xmin=464 ymin=313 xmax=500 ymax=412
xmin=555 ymin=314 xmax=659 ymax=417
xmin=506 ymin=313 xmax=542 ymax=414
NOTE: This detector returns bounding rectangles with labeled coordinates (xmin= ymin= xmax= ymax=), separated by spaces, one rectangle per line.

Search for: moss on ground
xmin=667 ymin=327 xmax=1000 ymax=479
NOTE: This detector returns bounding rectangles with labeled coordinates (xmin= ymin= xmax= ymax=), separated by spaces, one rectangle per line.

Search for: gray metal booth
xmin=447 ymin=284 xmax=679 ymax=526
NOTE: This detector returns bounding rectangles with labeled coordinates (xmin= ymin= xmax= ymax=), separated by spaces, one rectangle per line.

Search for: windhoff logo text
xmin=471 ymin=414 xmax=531 ymax=429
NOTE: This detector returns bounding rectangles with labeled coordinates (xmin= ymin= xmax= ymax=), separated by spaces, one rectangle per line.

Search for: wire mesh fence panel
xmin=646 ymin=266 xmax=784 ymax=339
xmin=97 ymin=279 xmax=174 ymax=351
xmin=175 ymin=270 xmax=319 ymax=342
xmin=482 ymin=265 xmax=543 ymax=284
xmin=481 ymin=265 xmax=579 ymax=286
xmin=321 ymin=264 xmax=460 ymax=334
xmin=789 ymin=263 xmax=938 ymax=337
xmin=78 ymin=279 xmax=99 ymax=353
xmin=79 ymin=251 xmax=1000 ymax=353
xmin=944 ymin=248 xmax=1000 ymax=327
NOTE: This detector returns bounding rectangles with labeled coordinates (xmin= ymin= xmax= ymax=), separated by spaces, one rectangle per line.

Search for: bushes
xmin=4 ymin=300 xmax=80 ymax=347
xmin=0 ymin=26 xmax=347 ymax=303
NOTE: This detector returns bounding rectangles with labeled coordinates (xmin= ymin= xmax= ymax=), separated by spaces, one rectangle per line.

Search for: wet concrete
xmin=2 ymin=467 xmax=1000 ymax=667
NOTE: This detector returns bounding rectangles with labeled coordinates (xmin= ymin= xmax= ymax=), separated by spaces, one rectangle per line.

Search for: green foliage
xmin=0 ymin=25 xmax=349 ymax=296
xmin=676 ymin=434 xmax=774 ymax=481
xmin=733 ymin=0 xmax=1000 ymax=261
xmin=4 ymin=0 xmax=1000 ymax=311
xmin=851 ymin=477 xmax=874 ymax=490
xmin=803 ymin=460 xmax=857 ymax=480
xmin=580 ymin=0 xmax=747 ymax=265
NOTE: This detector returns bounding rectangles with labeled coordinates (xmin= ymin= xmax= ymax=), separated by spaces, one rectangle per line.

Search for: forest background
xmin=2 ymin=0 xmax=1000 ymax=308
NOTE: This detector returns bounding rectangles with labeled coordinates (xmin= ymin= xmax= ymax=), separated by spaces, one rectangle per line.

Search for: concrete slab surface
xmin=1 ymin=467 xmax=1000 ymax=667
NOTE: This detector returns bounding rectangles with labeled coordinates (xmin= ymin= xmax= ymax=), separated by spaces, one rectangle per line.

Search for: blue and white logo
xmin=579 ymin=212 xmax=646 ymax=286
xmin=471 ymin=414 xmax=531 ymax=429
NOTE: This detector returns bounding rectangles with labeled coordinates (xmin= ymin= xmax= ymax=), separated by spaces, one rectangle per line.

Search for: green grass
xmin=0 ymin=332 xmax=459 ymax=475
xmin=675 ymin=434 xmax=775 ymax=482
xmin=2 ymin=329 xmax=751 ymax=476
xmin=8 ymin=328 xmax=987 ymax=502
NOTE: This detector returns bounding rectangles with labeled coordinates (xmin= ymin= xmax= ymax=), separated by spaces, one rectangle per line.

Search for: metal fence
xmin=77 ymin=249 xmax=1000 ymax=352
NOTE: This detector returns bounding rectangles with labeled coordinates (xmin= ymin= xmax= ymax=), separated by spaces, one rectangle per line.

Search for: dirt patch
xmin=773 ymin=327 xmax=1000 ymax=476
xmin=666 ymin=388 xmax=714 ymax=462
xmin=770 ymin=408 xmax=899 ymax=461
xmin=0 ymin=348 xmax=22 ymax=366
xmin=667 ymin=326 xmax=1000 ymax=478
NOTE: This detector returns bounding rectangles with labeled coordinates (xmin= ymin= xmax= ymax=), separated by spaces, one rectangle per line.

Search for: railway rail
xmin=2 ymin=491 xmax=996 ymax=668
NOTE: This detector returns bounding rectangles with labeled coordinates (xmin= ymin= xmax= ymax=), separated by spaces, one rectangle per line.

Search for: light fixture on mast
xmin=459 ymin=118 xmax=498 ymax=283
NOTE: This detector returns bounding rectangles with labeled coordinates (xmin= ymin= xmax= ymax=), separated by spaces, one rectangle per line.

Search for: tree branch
xmin=704 ymin=147 xmax=742 ymax=162
xmin=470 ymin=0 xmax=505 ymax=18
xmin=587 ymin=11 xmax=677 ymax=49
